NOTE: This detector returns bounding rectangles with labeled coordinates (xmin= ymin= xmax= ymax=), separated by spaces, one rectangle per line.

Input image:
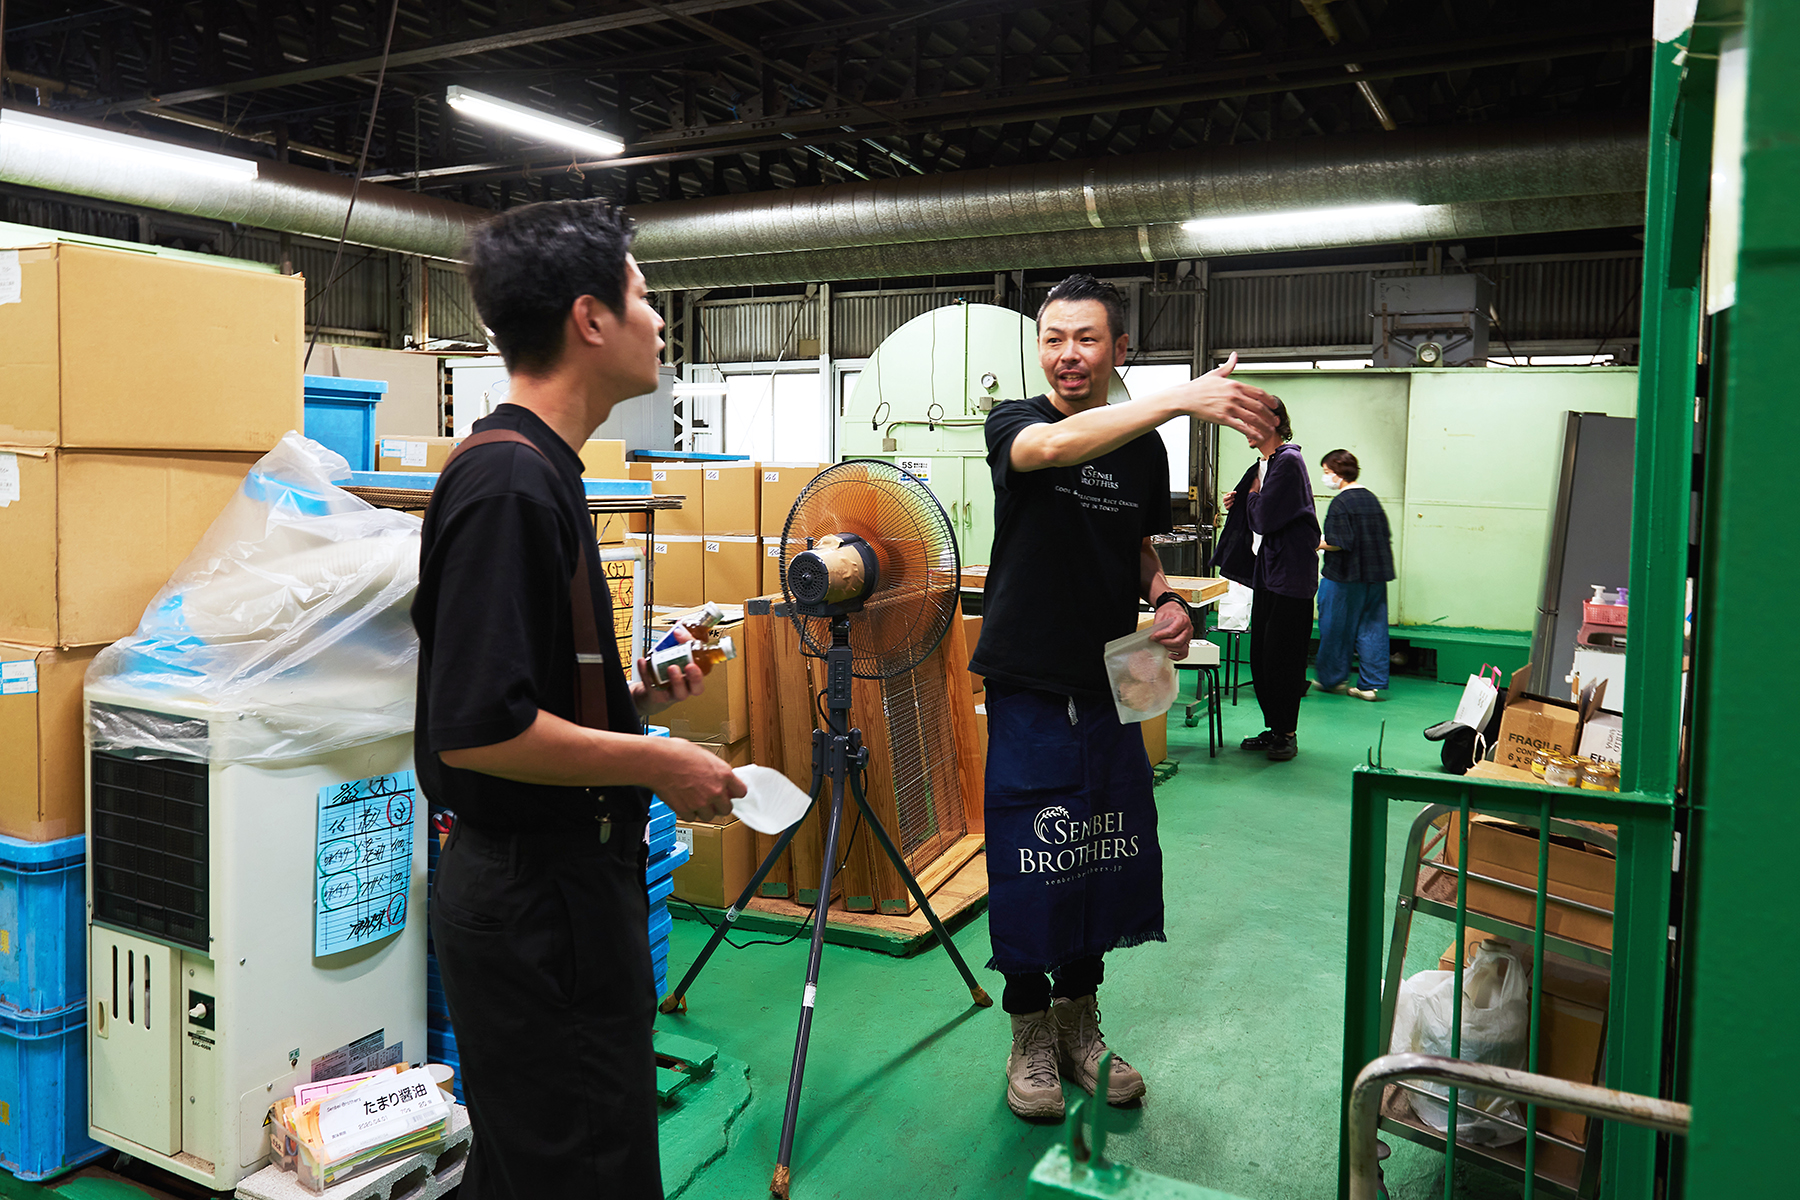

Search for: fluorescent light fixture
xmin=0 ymin=108 xmax=257 ymax=182
xmin=445 ymin=86 xmax=623 ymax=157
xmin=1183 ymin=202 xmax=1422 ymax=235
xmin=671 ymin=381 xmax=730 ymax=398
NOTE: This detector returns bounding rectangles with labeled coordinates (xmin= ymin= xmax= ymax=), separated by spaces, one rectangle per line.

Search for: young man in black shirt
xmin=971 ymin=274 xmax=1277 ymax=1120
xmin=414 ymin=200 xmax=744 ymax=1199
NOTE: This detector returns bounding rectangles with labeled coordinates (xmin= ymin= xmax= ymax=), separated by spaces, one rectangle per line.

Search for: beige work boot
xmin=1005 ymin=1010 xmax=1065 ymax=1119
xmin=1052 ymin=993 xmax=1147 ymax=1104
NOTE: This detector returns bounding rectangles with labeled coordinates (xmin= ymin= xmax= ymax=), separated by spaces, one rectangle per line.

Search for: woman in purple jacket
xmin=1211 ymin=399 xmax=1321 ymax=760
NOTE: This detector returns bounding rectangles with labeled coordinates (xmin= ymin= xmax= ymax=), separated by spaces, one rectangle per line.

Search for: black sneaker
xmin=1240 ymin=729 xmax=1280 ymax=751
xmin=1266 ymin=733 xmax=1298 ymax=761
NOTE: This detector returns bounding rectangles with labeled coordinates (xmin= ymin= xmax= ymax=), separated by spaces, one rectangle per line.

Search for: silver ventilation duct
xmin=639 ymin=193 xmax=1648 ymax=289
xmin=0 ymin=108 xmax=485 ymax=260
xmin=628 ymin=116 xmax=1647 ymax=264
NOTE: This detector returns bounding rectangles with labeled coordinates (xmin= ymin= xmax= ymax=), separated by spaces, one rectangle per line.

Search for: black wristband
xmin=1152 ymin=590 xmax=1188 ymax=614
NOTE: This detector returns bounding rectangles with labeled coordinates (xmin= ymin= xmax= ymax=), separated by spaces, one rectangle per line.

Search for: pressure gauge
xmin=979 ymin=371 xmax=998 ymax=391
xmin=1416 ymin=342 xmax=1444 ymax=366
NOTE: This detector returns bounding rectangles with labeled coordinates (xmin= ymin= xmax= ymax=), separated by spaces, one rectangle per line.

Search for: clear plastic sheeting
xmin=87 ymin=432 xmax=423 ymax=765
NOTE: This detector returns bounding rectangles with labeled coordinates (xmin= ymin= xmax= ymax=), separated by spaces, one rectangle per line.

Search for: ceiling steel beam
xmin=373 ymin=25 xmax=1647 ymax=189
xmin=74 ymin=0 xmax=772 ymax=115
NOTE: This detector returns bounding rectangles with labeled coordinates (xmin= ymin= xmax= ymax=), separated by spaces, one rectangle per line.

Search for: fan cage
xmin=778 ymin=460 xmax=961 ymax=680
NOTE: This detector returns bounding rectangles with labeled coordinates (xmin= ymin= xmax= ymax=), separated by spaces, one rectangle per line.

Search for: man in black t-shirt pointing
xmin=971 ymin=274 xmax=1276 ymax=1120
xmin=413 ymin=201 xmax=745 ymax=1198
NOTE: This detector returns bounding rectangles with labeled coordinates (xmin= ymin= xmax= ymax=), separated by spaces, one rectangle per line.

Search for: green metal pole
xmin=1682 ymin=0 xmax=1800 ymax=1193
xmin=1522 ymin=797 xmax=1551 ymax=1198
xmin=1444 ymin=797 xmax=1470 ymax=1197
xmin=1337 ymin=772 xmax=1391 ymax=1200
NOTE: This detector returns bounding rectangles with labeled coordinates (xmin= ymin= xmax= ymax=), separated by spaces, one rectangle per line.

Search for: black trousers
xmin=432 ymin=814 xmax=662 ymax=1200
xmin=1250 ymin=587 xmax=1314 ymax=735
xmin=1002 ymin=956 xmax=1105 ymax=1015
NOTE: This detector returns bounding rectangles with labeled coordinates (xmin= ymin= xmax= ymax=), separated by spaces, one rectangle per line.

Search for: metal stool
xmin=1221 ymin=628 xmax=1252 ymax=705
xmin=1176 ymin=639 xmax=1224 ymax=757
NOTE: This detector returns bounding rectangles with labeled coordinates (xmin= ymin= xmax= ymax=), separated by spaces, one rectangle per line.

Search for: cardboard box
xmin=635 ymin=534 xmax=705 ymax=610
xmin=1495 ymin=664 xmax=1604 ymax=771
xmin=1141 ymin=711 xmax=1168 ymax=765
xmin=1576 ymin=711 xmax=1623 ymax=765
xmin=594 ymin=513 xmax=630 ymax=546
xmin=1433 ymin=813 xmax=1616 ymax=951
xmin=0 ymin=644 xmax=99 ymax=841
xmin=579 ymin=440 xmax=627 ymax=479
xmin=0 ymin=242 xmax=303 ymax=451
xmin=701 ymin=463 xmax=760 ymax=535
xmin=673 ymin=816 xmax=755 ymax=909
xmin=1440 ymin=934 xmax=1608 ymax=1144
xmin=703 ymin=536 xmax=762 ymax=605
xmin=758 ymin=463 xmax=827 ymax=536
xmin=629 ymin=462 xmax=703 ymax=534
xmin=760 ymin=538 xmax=801 ymax=597
xmin=698 ymin=737 xmax=752 ymax=768
xmin=655 ymin=619 xmax=749 ymax=742
xmin=375 ymin=436 xmax=460 ymax=473
xmin=0 ymin=447 xmax=259 ymax=646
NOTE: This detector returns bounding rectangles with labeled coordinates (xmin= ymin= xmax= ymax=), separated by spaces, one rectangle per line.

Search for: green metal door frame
xmin=1679 ymin=1 xmax=1799 ymax=1194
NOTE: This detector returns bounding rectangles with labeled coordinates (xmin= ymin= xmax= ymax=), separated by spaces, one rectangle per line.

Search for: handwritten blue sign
xmin=315 ymin=771 xmax=416 ymax=957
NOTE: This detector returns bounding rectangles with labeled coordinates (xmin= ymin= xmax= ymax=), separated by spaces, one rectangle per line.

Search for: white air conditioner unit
xmin=84 ymin=682 xmax=424 ymax=1191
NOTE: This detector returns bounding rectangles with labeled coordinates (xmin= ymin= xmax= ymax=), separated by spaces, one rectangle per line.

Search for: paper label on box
xmin=767 ymin=544 xmax=781 ymax=557
xmin=898 ymin=458 xmax=931 ymax=482
xmin=653 ymin=470 xmax=668 ymax=482
xmin=706 ymin=469 xmax=720 ymax=480
xmin=764 ymin=470 xmax=780 ymax=482
xmin=380 ymin=438 xmax=404 ymax=458
xmin=0 ymin=661 xmax=38 ymax=696
xmin=654 ymin=542 xmax=669 ymax=554
xmin=706 ymin=541 xmax=721 ymax=553
xmin=401 ymin=440 xmax=428 ymax=467
xmin=675 ymin=827 xmax=694 ymax=854
xmin=0 ymin=251 xmax=19 ymax=306
xmin=317 ymin=1066 xmax=449 ymax=1163
xmin=0 ymin=453 xmax=18 ymax=507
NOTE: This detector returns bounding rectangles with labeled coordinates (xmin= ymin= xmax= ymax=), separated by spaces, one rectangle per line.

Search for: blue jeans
xmin=1316 ymin=578 xmax=1390 ymax=689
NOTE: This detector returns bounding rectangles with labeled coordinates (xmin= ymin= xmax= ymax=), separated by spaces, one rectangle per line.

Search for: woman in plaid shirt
xmin=1314 ymin=449 xmax=1397 ymax=700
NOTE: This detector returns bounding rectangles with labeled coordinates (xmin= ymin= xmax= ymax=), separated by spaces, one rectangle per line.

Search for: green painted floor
xmin=661 ymin=672 xmax=1509 ymax=1200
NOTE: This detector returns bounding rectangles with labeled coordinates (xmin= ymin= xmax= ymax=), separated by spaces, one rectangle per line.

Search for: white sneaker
xmin=1349 ymin=687 xmax=1386 ymax=702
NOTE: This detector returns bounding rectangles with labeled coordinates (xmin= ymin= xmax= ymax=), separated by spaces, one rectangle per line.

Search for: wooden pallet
xmin=671 ymin=845 xmax=990 ymax=957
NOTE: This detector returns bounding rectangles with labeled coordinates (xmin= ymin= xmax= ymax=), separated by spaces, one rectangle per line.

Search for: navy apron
xmin=984 ymin=681 xmax=1166 ymax=975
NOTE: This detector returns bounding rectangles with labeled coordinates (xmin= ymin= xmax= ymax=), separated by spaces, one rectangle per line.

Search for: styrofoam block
xmin=233 ymin=1103 xmax=471 ymax=1200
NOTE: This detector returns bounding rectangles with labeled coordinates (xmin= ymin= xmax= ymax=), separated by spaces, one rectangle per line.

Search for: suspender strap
xmin=431 ymin=430 xmax=613 ymax=732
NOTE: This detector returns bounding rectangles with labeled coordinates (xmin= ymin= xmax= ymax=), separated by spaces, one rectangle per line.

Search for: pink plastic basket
xmin=1581 ymin=601 xmax=1629 ymax=627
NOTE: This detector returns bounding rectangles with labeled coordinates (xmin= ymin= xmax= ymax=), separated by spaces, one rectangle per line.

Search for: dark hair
xmin=465 ymin=199 xmax=637 ymax=375
xmin=1038 ymin=274 xmax=1127 ymax=343
xmin=1322 ymin=448 xmax=1359 ymax=481
xmin=1272 ymin=397 xmax=1293 ymax=443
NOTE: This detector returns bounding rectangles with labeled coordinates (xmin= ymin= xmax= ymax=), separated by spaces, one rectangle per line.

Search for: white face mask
xmin=1322 ymin=472 xmax=1344 ymax=491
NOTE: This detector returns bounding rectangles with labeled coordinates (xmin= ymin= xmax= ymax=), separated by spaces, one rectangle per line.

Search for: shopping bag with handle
xmin=1452 ymin=664 xmax=1502 ymax=732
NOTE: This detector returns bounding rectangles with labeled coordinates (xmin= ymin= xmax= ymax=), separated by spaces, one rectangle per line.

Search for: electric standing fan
xmin=658 ymin=460 xmax=993 ymax=1199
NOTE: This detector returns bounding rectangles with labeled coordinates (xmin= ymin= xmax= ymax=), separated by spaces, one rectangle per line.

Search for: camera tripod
xmin=658 ymin=613 xmax=993 ymax=1199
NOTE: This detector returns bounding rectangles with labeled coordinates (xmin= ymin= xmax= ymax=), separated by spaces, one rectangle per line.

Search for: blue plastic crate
xmin=647 ymin=842 xmax=689 ymax=884
xmin=647 ymin=801 xmax=676 ymax=842
xmin=303 ymin=375 xmax=387 ymax=472
xmin=647 ymin=875 xmax=674 ymax=910
xmin=648 ymin=906 xmax=672 ymax=949
xmin=0 ymin=1008 xmax=104 ymax=1181
xmin=0 ymin=834 xmax=86 ymax=1019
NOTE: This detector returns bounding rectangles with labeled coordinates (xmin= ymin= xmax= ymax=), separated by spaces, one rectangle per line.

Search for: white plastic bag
xmin=1388 ymin=940 xmax=1531 ymax=1144
xmin=1217 ymin=581 xmax=1253 ymax=632
xmin=1102 ymin=628 xmax=1180 ymax=725
xmin=86 ymin=432 xmax=424 ymax=765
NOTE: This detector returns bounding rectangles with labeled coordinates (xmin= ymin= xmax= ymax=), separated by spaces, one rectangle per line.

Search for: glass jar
xmin=1543 ymin=755 xmax=1583 ymax=787
xmin=1581 ymin=761 xmax=1621 ymax=792
xmin=1530 ymin=748 xmax=1554 ymax=778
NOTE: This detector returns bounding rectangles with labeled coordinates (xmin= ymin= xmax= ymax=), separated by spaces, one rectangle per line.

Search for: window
xmin=1118 ymin=364 xmax=1193 ymax=488
xmin=721 ymin=368 xmax=829 ymax=462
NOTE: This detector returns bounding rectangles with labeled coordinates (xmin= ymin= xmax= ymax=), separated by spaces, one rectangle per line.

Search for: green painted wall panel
xmin=1396 ymin=503 xmax=1557 ymax=631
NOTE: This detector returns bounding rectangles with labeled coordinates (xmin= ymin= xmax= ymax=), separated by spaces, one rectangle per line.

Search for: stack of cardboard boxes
xmin=626 ymin=460 xmax=827 ymax=610
xmin=0 ymin=242 xmax=304 ymax=842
